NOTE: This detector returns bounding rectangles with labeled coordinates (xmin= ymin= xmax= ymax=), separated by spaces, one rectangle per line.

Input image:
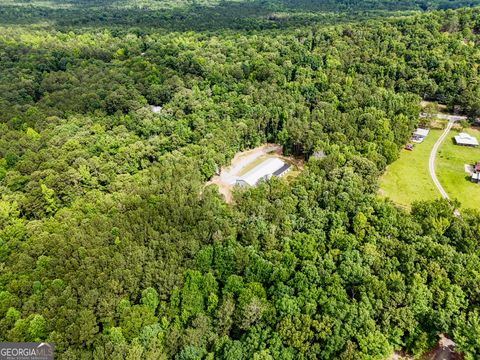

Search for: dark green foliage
xmin=1 ymin=0 xmax=480 ymax=31
xmin=1 ymin=2 xmax=480 ymax=359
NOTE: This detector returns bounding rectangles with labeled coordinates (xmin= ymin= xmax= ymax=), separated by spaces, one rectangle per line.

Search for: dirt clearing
xmin=207 ymin=144 xmax=303 ymax=203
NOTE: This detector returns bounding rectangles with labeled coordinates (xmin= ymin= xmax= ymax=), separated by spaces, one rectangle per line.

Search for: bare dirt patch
xmin=208 ymin=176 xmax=235 ymax=204
xmin=422 ymin=335 xmax=462 ymax=360
xmin=386 ymin=334 xmax=462 ymax=360
xmin=386 ymin=351 xmax=414 ymax=360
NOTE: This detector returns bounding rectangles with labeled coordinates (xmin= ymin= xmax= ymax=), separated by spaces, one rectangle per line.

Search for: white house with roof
xmin=236 ymin=158 xmax=290 ymax=187
xmin=454 ymin=132 xmax=479 ymax=147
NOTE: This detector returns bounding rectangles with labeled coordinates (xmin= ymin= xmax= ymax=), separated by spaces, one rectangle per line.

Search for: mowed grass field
xmin=436 ymin=128 xmax=480 ymax=210
xmin=379 ymin=129 xmax=443 ymax=210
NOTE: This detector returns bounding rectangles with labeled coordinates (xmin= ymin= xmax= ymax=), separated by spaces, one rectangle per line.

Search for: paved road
xmin=429 ymin=120 xmax=454 ymax=200
xmin=435 ymin=113 xmax=466 ymax=122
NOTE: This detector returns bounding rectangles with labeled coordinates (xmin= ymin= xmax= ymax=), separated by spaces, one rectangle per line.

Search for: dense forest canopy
xmin=3 ymin=0 xmax=480 ymax=30
xmin=1 ymin=1 xmax=480 ymax=359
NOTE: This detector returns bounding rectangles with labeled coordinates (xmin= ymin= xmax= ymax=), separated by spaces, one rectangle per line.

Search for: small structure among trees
xmin=149 ymin=105 xmax=162 ymax=113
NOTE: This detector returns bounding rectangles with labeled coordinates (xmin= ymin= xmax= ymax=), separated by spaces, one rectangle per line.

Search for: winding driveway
xmin=427 ymin=114 xmax=465 ymax=216
xmin=428 ymin=120 xmax=454 ymax=200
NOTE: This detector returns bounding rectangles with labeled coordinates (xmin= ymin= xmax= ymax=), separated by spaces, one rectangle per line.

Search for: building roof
xmin=455 ymin=133 xmax=479 ymax=146
xmin=273 ymin=163 xmax=291 ymax=176
xmin=150 ymin=105 xmax=162 ymax=113
xmin=472 ymin=172 xmax=480 ymax=181
xmin=475 ymin=161 xmax=480 ymax=172
xmin=414 ymin=128 xmax=430 ymax=137
xmin=238 ymin=158 xmax=287 ymax=186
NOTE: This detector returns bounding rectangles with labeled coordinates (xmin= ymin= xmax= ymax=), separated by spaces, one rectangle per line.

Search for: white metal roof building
xmin=236 ymin=158 xmax=290 ymax=187
xmin=414 ymin=128 xmax=430 ymax=138
xmin=454 ymin=133 xmax=479 ymax=147
xmin=412 ymin=128 xmax=430 ymax=143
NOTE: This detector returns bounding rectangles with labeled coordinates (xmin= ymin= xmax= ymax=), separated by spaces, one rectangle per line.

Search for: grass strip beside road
xmin=436 ymin=128 xmax=480 ymax=210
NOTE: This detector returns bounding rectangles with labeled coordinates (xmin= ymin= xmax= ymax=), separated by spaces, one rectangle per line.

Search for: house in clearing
xmin=454 ymin=133 xmax=479 ymax=147
xmin=236 ymin=158 xmax=290 ymax=187
xmin=412 ymin=128 xmax=429 ymax=143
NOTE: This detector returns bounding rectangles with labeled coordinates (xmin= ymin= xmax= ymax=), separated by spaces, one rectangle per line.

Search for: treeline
xmin=2 ymin=0 xmax=480 ymax=31
xmin=1 ymin=4 xmax=480 ymax=360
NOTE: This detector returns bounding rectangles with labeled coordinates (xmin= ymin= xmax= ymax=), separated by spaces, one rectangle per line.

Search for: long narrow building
xmin=236 ymin=158 xmax=290 ymax=186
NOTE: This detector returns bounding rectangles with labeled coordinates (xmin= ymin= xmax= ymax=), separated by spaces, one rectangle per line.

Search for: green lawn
xmin=379 ymin=129 xmax=443 ymax=210
xmin=436 ymin=128 xmax=480 ymax=210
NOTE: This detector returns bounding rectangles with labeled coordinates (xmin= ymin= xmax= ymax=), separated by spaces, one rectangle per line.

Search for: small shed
xmin=454 ymin=133 xmax=479 ymax=147
xmin=472 ymin=172 xmax=480 ymax=183
xmin=412 ymin=128 xmax=429 ymax=143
